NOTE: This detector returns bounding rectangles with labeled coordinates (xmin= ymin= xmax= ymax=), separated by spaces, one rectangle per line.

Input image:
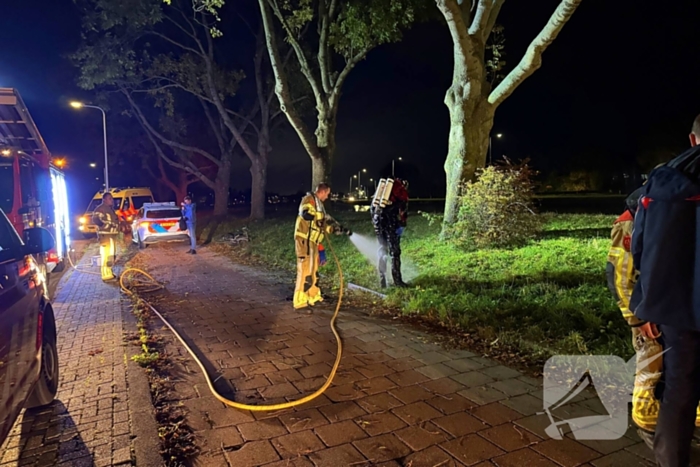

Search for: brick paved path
xmin=139 ymin=244 xmax=655 ymax=467
xmin=0 ymin=245 xmax=159 ymax=467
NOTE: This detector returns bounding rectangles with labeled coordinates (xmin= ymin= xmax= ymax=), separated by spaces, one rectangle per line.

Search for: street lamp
xmin=350 ymin=174 xmax=358 ymax=193
xmin=489 ymin=133 xmax=503 ymax=165
xmin=358 ymin=168 xmax=367 ymax=191
xmin=392 ymin=157 xmax=403 ymax=177
xmin=89 ymin=162 xmax=97 ymax=168
xmin=71 ymin=101 xmax=110 ymax=190
xmin=369 ymin=178 xmax=377 ymax=192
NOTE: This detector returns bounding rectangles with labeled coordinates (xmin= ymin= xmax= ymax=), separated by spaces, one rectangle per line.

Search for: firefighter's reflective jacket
xmin=607 ymin=210 xmax=639 ymax=325
xmin=607 ymin=206 xmax=700 ymax=432
xmin=295 ymin=194 xmax=332 ymax=250
xmin=92 ymin=202 xmax=119 ymax=235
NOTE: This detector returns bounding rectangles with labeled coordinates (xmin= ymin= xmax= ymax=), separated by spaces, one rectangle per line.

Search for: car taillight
xmin=47 ymin=250 xmax=59 ymax=264
xmin=36 ymin=312 xmax=43 ymax=350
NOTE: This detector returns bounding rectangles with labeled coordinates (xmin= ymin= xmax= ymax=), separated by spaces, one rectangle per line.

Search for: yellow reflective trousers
xmin=293 ymin=238 xmax=323 ymax=309
xmin=607 ymin=211 xmax=700 ymax=432
xmin=99 ymin=234 xmax=116 ymax=281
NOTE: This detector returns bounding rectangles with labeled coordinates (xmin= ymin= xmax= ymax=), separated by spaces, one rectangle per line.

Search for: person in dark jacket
xmin=371 ymin=179 xmax=409 ymax=288
xmin=92 ymin=192 xmax=119 ymax=281
xmin=181 ymin=196 xmax=196 ymax=254
xmin=631 ymin=114 xmax=700 ymax=467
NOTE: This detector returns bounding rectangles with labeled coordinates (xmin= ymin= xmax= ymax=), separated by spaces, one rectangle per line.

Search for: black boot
xmin=379 ymin=275 xmax=387 ymax=289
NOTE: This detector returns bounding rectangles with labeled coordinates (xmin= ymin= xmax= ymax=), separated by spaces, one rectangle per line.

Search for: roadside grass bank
xmin=202 ymin=211 xmax=630 ymax=364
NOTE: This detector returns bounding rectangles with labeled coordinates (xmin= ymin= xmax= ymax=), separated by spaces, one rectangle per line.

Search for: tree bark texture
xmin=437 ymin=0 xmax=583 ymax=230
xmin=213 ymin=159 xmax=232 ymax=217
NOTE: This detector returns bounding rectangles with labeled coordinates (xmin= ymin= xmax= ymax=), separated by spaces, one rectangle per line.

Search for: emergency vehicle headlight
xmin=79 ymin=216 xmax=87 ymax=224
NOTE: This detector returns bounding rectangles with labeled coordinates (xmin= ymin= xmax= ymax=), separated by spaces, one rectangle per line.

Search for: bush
xmin=453 ymin=159 xmax=541 ymax=249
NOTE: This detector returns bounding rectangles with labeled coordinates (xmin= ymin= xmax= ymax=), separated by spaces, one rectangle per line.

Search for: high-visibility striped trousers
xmin=293 ymin=238 xmax=322 ymax=309
xmin=631 ymin=327 xmax=700 ymax=432
xmin=98 ymin=234 xmax=116 ymax=281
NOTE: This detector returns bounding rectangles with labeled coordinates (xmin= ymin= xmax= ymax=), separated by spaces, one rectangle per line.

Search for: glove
xmin=396 ymin=227 xmax=405 ymax=237
xmin=318 ymin=245 xmax=327 ymax=266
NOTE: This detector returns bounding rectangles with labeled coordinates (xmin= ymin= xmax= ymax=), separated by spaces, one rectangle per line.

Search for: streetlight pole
xmin=349 ymin=176 xmax=353 ymax=193
xmin=358 ymin=168 xmax=367 ymax=192
xmin=392 ymin=157 xmax=403 ymax=177
xmin=71 ymin=102 xmax=109 ymax=190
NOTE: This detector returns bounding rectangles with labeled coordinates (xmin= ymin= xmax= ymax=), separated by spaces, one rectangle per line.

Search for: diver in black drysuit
xmin=371 ymin=182 xmax=408 ymax=288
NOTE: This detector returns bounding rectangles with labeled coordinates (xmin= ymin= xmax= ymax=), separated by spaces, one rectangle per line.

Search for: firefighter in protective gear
xmin=294 ymin=183 xmax=335 ymax=310
xmin=371 ymin=178 xmax=409 ymax=288
xmin=607 ymin=185 xmax=700 ymax=437
xmin=93 ymin=192 xmax=119 ymax=281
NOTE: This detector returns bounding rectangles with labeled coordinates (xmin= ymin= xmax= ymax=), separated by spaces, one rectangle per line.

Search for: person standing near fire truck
xmin=93 ymin=193 xmax=119 ymax=281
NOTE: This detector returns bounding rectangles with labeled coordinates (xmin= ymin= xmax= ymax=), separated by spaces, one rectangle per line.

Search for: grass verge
xmin=202 ymin=210 xmax=630 ymax=365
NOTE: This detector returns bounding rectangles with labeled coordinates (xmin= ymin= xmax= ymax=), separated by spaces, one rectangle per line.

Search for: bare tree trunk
xmin=312 ymin=114 xmax=335 ymax=188
xmin=443 ymin=101 xmax=493 ymax=225
xmin=249 ymin=156 xmax=267 ymax=220
xmin=213 ymin=159 xmax=231 ymax=217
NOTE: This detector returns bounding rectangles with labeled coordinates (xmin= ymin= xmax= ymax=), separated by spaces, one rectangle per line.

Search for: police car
xmin=131 ymin=202 xmax=189 ymax=249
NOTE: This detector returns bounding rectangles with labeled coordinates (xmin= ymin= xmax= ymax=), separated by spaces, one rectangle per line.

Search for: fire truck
xmin=0 ymin=88 xmax=70 ymax=283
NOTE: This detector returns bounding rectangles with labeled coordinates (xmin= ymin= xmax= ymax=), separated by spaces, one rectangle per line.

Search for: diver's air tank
xmin=372 ymin=179 xmax=388 ymax=209
xmin=378 ymin=178 xmax=394 ymax=209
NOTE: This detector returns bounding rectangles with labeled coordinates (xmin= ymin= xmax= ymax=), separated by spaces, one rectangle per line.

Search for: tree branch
xmin=258 ymin=0 xmax=321 ymax=160
xmin=436 ymin=0 xmax=479 ymax=83
xmin=468 ymin=0 xmax=490 ymax=36
xmin=198 ymin=97 xmax=227 ymax=156
xmin=483 ymin=0 xmax=505 ymax=40
xmin=266 ymin=0 xmax=324 ymax=106
xmin=139 ymin=111 xmax=216 ymax=189
xmin=489 ymin=0 xmax=582 ymax=107
xmin=145 ymin=31 xmax=203 ymax=57
xmin=318 ymin=0 xmax=332 ymax=94
xmin=123 ymin=89 xmax=222 ymax=168
xmin=329 ymin=51 xmax=365 ymax=111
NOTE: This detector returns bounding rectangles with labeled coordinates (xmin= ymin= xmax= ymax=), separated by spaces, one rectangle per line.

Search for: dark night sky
xmin=2 ymin=0 xmax=700 ymax=201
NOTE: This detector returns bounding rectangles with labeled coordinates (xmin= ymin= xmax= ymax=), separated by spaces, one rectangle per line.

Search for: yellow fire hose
xmin=114 ymin=236 xmax=345 ymax=412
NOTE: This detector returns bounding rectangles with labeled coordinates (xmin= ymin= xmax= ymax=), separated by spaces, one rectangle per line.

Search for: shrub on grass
xmin=453 ymin=159 xmax=541 ymax=249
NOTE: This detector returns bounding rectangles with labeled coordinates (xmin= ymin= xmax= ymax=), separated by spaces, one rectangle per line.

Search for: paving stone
xmin=353 ymin=433 xmax=412 ymax=463
xmin=307 ymin=443 xmax=367 ymax=467
xmin=355 ymin=412 xmax=407 ymax=436
xmin=323 ymin=383 xmax=365 ymax=402
xmin=238 ymin=419 xmax=289 ymax=441
xmin=451 ymin=371 xmax=496 ymax=388
xmin=271 ymin=430 xmax=325 ymax=458
xmin=471 ymin=403 xmax=524 ymax=426
xmin=318 ymin=401 xmax=366 ymax=423
xmin=264 ymin=458 xmax=314 ymax=467
xmin=415 ymin=351 xmax=452 ymax=365
xmin=488 ymin=379 xmax=537 ymax=397
xmin=444 ymin=358 xmax=486 ymax=373
xmin=391 ymin=401 xmax=443 ymax=426
xmin=499 ymin=393 xmax=543 ymax=417
xmin=420 ymin=377 xmax=466 ymax=396
xmin=441 ymin=434 xmax=505 ymax=465
xmin=355 ymin=376 xmax=398 ymax=395
xmin=590 ymin=450 xmax=654 ymax=467
xmin=357 ymin=393 xmax=404 ymax=413
xmin=492 ymin=448 xmax=559 ymax=467
xmin=314 ymin=420 xmax=367 ymax=447
xmin=532 ymin=438 xmax=601 ymax=466
xmin=356 ymin=363 xmax=395 ymax=379
xmin=479 ymin=423 xmax=542 ymax=452
xmin=403 ymin=445 xmax=461 ymax=467
xmin=387 ymin=370 xmax=431 ymax=387
xmin=459 ymin=386 xmax=509 ymax=405
xmin=389 ymin=385 xmax=433 ymax=404
xmin=480 ymin=365 xmax=523 ymax=381
xmin=433 ymin=412 xmax=489 ymax=437
xmin=416 ymin=363 xmax=460 ymax=380
xmin=278 ymin=409 xmax=329 ymax=433
xmin=224 ymin=440 xmax=280 ymax=467
xmin=395 ymin=422 xmax=451 ymax=451
xmin=426 ymin=393 xmax=475 ymax=415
